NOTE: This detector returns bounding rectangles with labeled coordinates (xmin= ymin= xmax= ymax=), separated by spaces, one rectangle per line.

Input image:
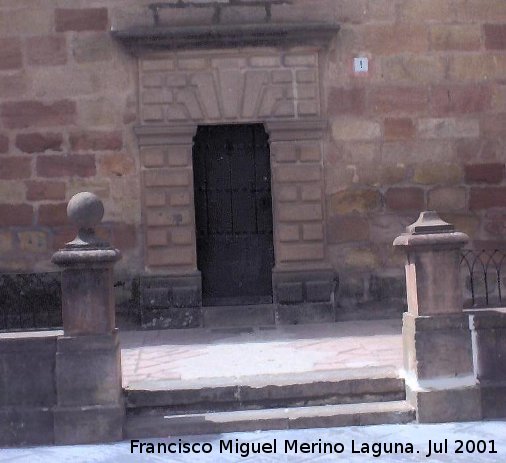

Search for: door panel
xmin=193 ymin=125 xmax=274 ymax=306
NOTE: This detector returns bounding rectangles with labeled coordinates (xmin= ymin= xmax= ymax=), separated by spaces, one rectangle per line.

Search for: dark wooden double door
xmin=193 ymin=124 xmax=274 ymax=306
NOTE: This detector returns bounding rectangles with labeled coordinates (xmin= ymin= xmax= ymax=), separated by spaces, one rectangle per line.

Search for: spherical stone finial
xmin=67 ymin=192 xmax=104 ymax=229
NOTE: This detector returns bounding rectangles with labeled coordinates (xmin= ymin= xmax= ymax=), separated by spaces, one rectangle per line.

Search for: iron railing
xmin=461 ymin=249 xmax=506 ymax=309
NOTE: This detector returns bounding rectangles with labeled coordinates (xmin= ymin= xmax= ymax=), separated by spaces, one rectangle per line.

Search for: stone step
xmin=125 ymin=367 xmax=405 ymax=415
xmin=125 ymin=400 xmax=415 ymax=438
xmin=202 ymin=304 xmax=276 ymax=328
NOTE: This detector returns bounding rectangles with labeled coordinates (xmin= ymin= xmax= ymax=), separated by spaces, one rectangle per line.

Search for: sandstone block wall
xmin=1 ymin=0 xmax=505 ymax=318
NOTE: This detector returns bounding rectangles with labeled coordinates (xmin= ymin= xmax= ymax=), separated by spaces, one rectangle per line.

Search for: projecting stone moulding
xmin=112 ymin=23 xmax=340 ymax=52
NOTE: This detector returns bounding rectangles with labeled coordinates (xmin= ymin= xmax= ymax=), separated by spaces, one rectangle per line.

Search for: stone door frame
xmin=115 ymin=23 xmax=339 ymax=322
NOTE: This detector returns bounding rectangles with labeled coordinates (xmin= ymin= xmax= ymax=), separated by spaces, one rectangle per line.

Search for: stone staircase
xmin=124 ymin=367 xmax=414 ymax=438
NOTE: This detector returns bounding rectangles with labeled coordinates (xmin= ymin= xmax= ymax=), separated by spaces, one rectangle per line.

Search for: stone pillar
xmin=469 ymin=310 xmax=506 ymax=418
xmin=393 ymin=211 xmax=481 ymax=423
xmin=51 ymin=192 xmax=124 ymax=444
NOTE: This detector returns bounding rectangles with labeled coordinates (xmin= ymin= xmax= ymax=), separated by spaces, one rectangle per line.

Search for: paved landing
xmin=120 ymin=319 xmax=403 ymax=390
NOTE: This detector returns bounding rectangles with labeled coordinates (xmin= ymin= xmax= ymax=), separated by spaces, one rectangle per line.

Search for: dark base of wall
xmin=0 ymin=271 xmax=408 ymax=332
xmin=480 ymin=382 xmax=506 ymax=419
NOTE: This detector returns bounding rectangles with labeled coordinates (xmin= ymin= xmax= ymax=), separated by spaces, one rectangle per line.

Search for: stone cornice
xmin=112 ymin=22 xmax=340 ymax=53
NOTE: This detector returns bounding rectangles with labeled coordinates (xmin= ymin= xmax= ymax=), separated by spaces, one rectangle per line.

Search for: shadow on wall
xmin=0 ymin=273 xmax=141 ymax=332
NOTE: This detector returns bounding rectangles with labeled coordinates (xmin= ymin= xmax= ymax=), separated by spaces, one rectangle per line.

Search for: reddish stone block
xmin=0 ymin=157 xmax=31 ymax=179
xmin=470 ymin=188 xmax=506 ymax=210
xmin=430 ymin=24 xmax=481 ymax=51
xmin=484 ymin=24 xmax=506 ymax=50
xmin=70 ymin=130 xmax=123 ymax=151
xmin=52 ymin=227 xmax=76 ymax=250
xmin=0 ymin=72 xmax=28 ymax=99
xmin=55 ymin=8 xmax=108 ymax=32
xmin=111 ymin=224 xmax=136 ymax=250
xmin=368 ymin=86 xmax=428 ymax=113
xmin=327 ymin=215 xmax=369 ymax=244
xmin=481 ymin=113 xmax=506 ymax=137
xmin=1 ymin=100 xmax=76 ymax=129
xmin=455 ymin=139 xmax=498 ymax=163
xmin=15 ymin=133 xmax=63 ymax=153
xmin=385 ymin=187 xmax=425 ymax=211
xmin=0 ymin=38 xmax=22 ymax=70
xmin=361 ymin=23 xmax=428 ymax=55
xmin=0 ymin=204 xmax=33 ymax=226
xmin=384 ymin=118 xmax=415 ymax=140
xmin=26 ymin=181 xmax=66 ymax=201
xmin=26 ymin=36 xmax=67 ymax=66
xmin=38 ymin=203 xmax=68 ymax=226
xmin=99 ymin=153 xmax=135 ymax=176
xmin=484 ymin=209 xmax=506 ymax=237
xmin=37 ymin=155 xmax=95 ymax=178
xmin=465 ymin=164 xmax=505 ymax=184
xmin=0 ymin=134 xmax=8 ymax=153
xmin=328 ymin=87 xmax=365 ymax=115
xmin=431 ymin=85 xmax=491 ymax=115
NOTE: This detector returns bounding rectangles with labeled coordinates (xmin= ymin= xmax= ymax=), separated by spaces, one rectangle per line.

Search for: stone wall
xmin=1 ymin=0 xmax=506 ymax=319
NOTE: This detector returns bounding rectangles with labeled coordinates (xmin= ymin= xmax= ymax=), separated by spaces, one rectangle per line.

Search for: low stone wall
xmin=0 ymin=331 xmax=60 ymax=446
xmin=469 ymin=309 xmax=506 ymax=419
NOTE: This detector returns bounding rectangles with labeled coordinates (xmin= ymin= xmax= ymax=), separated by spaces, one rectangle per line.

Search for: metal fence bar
xmin=460 ymin=249 xmax=506 ymax=309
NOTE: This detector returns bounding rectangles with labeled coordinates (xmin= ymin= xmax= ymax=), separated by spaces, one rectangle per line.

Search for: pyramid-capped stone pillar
xmin=393 ymin=211 xmax=481 ymax=423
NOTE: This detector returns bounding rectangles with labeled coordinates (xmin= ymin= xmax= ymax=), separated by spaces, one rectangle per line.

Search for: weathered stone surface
xmin=483 ymin=209 xmax=506 ymax=237
xmin=368 ymin=86 xmax=428 ymax=113
xmin=332 ymin=119 xmax=381 ymax=141
xmin=73 ymin=33 xmax=113 ymax=63
xmin=427 ymin=187 xmax=466 ymax=211
xmin=470 ymin=187 xmax=506 ymax=209
xmin=384 ymin=118 xmax=415 ymax=140
xmin=0 ymin=204 xmax=32 ymax=226
xmin=99 ymin=153 xmax=135 ymax=177
xmin=380 ymin=55 xmax=446 ymax=83
xmin=344 ymin=248 xmax=379 ymax=269
xmin=408 ymin=386 xmax=481 ymax=424
xmin=70 ymin=130 xmax=123 ymax=151
xmin=0 ymin=157 xmax=31 ymax=180
xmin=403 ymin=313 xmax=474 ymax=378
xmin=15 ymin=132 xmax=63 ymax=153
xmin=327 ymin=215 xmax=369 ymax=243
xmin=55 ymin=8 xmax=108 ymax=32
xmin=276 ymin=282 xmax=304 ymax=304
xmin=361 ymin=23 xmax=428 ymax=54
xmin=0 ymin=38 xmax=22 ymax=70
xmin=54 ymin=404 xmax=123 ymax=445
xmin=26 ymin=181 xmax=65 ymax=201
xmin=26 ymin=36 xmax=67 ymax=66
xmin=465 ymin=163 xmax=505 ymax=184
xmin=38 ymin=203 xmax=68 ymax=226
xmin=328 ymin=87 xmax=365 ymax=115
xmin=430 ymin=24 xmax=481 ymax=51
xmin=385 ymin=188 xmax=424 ymax=211
xmin=1 ymin=100 xmax=76 ymax=129
xmin=18 ymin=231 xmax=48 ymax=252
xmin=414 ymin=163 xmax=463 ymax=184
xmin=0 ymin=133 xmax=8 ymax=153
xmin=484 ymin=24 xmax=506 ymax=49
xmin=417 ymin=118 xmax=479 ymax=139
xmin=37 ymin=155 xmax=95 ymax=178
xmin=431 ymin=85 xmax=491 ymax=115
xmin=56 ymin=334 xmax=121 ymax=407
xmin=328 ymin=189 xmax=381 ymax=214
